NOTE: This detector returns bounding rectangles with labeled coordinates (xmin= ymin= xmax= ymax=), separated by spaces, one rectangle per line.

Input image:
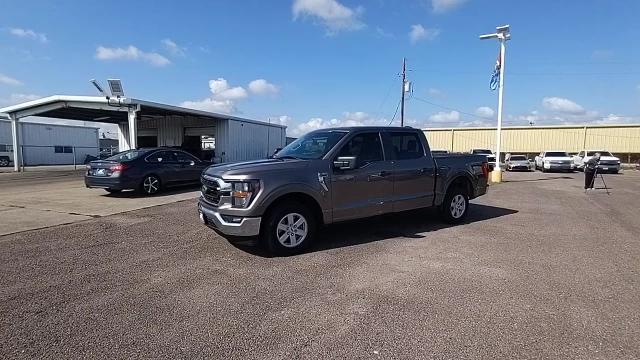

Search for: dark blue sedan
xmin=85 ymin=148 xmax=210 ymax=195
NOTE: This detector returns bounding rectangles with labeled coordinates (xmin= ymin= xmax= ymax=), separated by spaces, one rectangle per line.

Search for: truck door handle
xmin=369 ymin=171 xmax=390 ymax=179
xmin=419 ymin=168 xmax=433 ymax=175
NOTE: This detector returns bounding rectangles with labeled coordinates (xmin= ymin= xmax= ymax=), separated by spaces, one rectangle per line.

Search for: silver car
xmin=505 ymin=155 xmax=531 ymax=171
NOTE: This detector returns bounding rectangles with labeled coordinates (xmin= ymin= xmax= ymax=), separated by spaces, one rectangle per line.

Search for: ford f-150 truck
xmin=198 ymin=127 xmax=490 ymax=255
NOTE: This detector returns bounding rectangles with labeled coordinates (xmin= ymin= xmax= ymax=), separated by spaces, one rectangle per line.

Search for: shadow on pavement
xmin=235 ymin=204 xmax=518 ymax=257
xmin=503 ymin=176 xmax=573 ymax=183
xmin=101 ymin=184 xmax=200 ymax=198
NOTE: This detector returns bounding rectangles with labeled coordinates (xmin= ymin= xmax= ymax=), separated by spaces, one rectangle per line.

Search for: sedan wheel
xmin=0 ymin=158 xmax=9 ymax=167
xmin=142 ymin=175 xmax=161 ymax=195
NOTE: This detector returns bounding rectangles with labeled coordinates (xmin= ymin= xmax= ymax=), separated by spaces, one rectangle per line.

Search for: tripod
xmin=588 ymin=166 xmax=610 ymax=195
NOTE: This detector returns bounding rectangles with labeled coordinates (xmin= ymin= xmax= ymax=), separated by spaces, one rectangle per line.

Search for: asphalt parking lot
xmin=1 ymin=170 xmax=639 ymax=359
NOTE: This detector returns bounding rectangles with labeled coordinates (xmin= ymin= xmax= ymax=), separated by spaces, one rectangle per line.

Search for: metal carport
xmin=0 ymin=95 xmax=286 ymax=171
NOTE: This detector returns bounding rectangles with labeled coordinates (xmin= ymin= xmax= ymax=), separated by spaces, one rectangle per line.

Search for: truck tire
xmin=440 ymin=186 xmax=469 ymax=224
xmin=261 ymin=201 xmax=317 ymax=256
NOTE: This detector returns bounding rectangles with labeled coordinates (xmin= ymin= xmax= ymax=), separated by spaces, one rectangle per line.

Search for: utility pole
xmin=400 ymin=57 xmax=406 ymax=127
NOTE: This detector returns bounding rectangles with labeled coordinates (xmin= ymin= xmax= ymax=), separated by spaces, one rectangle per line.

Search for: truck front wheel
xmin=440 ymin=187 xmax=469 ymax=224
xmin=261 ymin=201 xmax=317 ymax=256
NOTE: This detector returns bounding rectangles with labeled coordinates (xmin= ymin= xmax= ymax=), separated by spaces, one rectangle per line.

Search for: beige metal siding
xmin=424 ymin=124 xmax=640 ymax=154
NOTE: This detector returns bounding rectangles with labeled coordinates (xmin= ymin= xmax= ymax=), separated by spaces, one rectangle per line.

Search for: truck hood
xmin=543 ymin=156 xmax=572 ymax=161
xmin=203 ymin=158 xmax=309 ymax=178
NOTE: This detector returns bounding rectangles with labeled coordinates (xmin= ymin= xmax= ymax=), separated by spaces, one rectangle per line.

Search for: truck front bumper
xmin=198 ymin=198 xmax=262 ymax=237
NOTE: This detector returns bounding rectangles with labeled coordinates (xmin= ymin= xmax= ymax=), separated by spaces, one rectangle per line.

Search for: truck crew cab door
xmin=330 ymin=131 xmax=393 ymax=222
xmin=385 ymin=131 xmax=436 ymax=212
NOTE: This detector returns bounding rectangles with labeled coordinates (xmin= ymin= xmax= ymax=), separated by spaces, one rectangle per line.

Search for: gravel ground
xmin=1 ymin=171 xmax=639 ymax=359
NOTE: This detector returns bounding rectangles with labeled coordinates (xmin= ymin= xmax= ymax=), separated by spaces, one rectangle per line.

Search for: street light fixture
xmin=480 ymin=24 xmax=510 ymax=183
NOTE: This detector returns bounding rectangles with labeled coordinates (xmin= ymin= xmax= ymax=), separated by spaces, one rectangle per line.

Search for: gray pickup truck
xmin=198 ymin=127 xmax=489 ymax=255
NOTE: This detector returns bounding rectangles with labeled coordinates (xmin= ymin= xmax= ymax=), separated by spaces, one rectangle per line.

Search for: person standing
xmin=584 ymin=152 xmax=601 ymax=190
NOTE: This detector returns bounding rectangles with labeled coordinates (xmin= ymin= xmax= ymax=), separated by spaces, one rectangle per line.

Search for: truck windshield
xmin=545 ymin=152 xmax=569 ymax=157
xmin=587 ymin=151 xmax=612 ymax=157
xmin=473 ymin=149 xmax=492 ymax=155
xmin=275 ymin=130 xmax=348 ymax=160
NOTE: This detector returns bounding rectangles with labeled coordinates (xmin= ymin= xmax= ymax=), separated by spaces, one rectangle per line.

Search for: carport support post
xmin=128 ymin=106 xmax=139 ymax=150
xmin=9 ymin=113 xmax=20 ymax=172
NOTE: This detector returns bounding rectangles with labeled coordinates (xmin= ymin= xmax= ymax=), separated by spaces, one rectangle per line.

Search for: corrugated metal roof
xmin=0 ymin=95 xmax=286 ymax=129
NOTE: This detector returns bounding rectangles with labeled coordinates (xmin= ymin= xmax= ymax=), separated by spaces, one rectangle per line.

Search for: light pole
xmin=480 ymin=25 xmax=510 ymax=183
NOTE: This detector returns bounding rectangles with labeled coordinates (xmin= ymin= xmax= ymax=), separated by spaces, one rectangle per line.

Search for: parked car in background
xmin=85 ymin=148 xmax=209 ymax=195
xmin=534 ymin=151 xmax=574 ymax=172
xmin=572 ymin=150 xmax=621 ymax=173
xmin=0 ymin=145 xmax=13 ymax=167
xmin=431 ymin=150 xmax=450 ymax=155
xmin=505 ymin=154 xmax=531 ymax=171
xmin=198 ymin=127 xmax=490 ymax=255
xmin=470 ymin=148 xmax=496 ymax=164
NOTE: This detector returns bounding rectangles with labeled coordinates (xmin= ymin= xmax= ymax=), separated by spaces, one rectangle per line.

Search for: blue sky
xmin=1 ymin=0 xmax=639 ymax=136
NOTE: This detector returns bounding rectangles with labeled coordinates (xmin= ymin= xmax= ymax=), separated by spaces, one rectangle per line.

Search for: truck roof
xmin=310 ymin=126 xmax=418 ymax=132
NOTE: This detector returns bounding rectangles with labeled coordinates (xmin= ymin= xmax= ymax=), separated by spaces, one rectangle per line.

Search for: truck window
xmin=390 ymin=132 xmax=424 ymax=160
xmin=338 ymin=132 xmax=383 ymax=168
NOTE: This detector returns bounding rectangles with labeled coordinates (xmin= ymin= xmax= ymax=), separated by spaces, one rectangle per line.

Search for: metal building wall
xmin=225 ymin=119 xmax=286 ymax=163
xmin=0 ymin=120 xmax=99 ymax=165
xmin=118 ymin=116 xmax=286 ymax=163
xmin=425 ymin=124 xmax=640 ymax=154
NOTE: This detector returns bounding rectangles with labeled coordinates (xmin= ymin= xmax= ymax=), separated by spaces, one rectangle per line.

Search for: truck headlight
xmin=230 ymin=180 xmax=260 ymax=208
xmin=544 ymin=160 xmax=550 ymax=165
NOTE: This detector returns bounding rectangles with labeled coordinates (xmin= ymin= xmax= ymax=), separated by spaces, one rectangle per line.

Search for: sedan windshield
xmin=106 ymin=150 xmax=148 ymax=162
xmin=545 ymin=152 xmax=569 ymax=157
xmin=275 ymin=130 xmax=348 ymax=160
xmin=509 ymin=156 xmax=527 ymax=161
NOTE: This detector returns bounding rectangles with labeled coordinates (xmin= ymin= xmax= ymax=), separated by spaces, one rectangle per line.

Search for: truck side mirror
xmin=333 ymin=156 xmax=357 ymax=170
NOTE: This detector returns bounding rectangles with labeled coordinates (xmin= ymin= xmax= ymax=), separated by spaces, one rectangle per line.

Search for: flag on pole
xmin=490 ymin=49 xmax=501 ymax=91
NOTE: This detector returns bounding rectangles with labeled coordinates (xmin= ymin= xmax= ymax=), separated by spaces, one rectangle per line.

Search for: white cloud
xmin=427 ymin=88 xmax=444 ymax=98
xmin=287 ymin=111 xmax=389 ymax=137
xmin=375 ymin=27 xmax=393 ymax=38
xmin=95 ymin=45 xmax=171 ymax=67
xmin=9 ymin=28 xmax=48 ymax=43
xmin=431 ymin=0 xmax=468 ymax=13
xmin=292 ymin=0 xmax=365 ymax=34
xmin=0 ymin=73 xmax=22 ymax=86
xmin=275 ymin=115 xmax=292 ymax=126
xmin=162 ymin=39 xmax=186 ymax=56
xmin=0 ymin=94 xmax=41 ymax=106
xmin=248 ymin=79 xmax=279 ymax=95
xmin=409 ymin=24 xmax=440 ymax=44
xmin=428 ymin=110 xmax=460 ymax=123
xmin=209 ymin=78 xmax=248 ymax=100
xmin=180 ymin=98 xmax=236 ymax=114
xmin=542 ymin=97 xmax=585 ymax=115
xmin=181 ymin=77 xmax=277 ymax=114
xmin=591 ymin=49 xmax=613 ymax=60
xmin=475 ymin=106 xmax=495 ymax=118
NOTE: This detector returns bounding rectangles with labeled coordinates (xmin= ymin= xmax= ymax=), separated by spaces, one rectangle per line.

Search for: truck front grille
xmin=201 ymin=177 xmax=221 ymax=205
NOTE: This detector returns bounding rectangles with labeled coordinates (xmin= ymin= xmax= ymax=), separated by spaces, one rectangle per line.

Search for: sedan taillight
xmin=110 ymin=163 xmax=128 ymax=172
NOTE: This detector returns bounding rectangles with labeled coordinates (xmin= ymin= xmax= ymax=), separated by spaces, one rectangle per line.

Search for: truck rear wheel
xmin=440 ymin=187 xmax=469 ymax=224
xmin=261 ymin=201 xmax=317 ymax=256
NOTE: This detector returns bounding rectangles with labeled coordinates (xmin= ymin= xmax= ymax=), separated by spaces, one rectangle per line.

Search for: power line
xmin=388 ymin=98 xmax=402 ymax=126
xmin=412 ymin=96 xmax=491 ymax=122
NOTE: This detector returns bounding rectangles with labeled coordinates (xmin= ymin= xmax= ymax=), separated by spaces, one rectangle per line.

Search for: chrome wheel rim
xmin=143 ymin=176 xmax=159 ymax=194
xmin=276 ymin=213 xmax=308 ymax=248
xmin=0 ymin=159 xmax=8 ymax=166
xmin=450 ymin=194 xmax=466 ymax=219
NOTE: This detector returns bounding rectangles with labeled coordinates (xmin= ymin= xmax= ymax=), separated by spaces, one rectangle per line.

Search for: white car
xmin=572 ymin=150 xmax=621 ymax=174
xmin=534 ymin=151 xmax=574 ymax=172
xmin=0 ymin=145 xmax=13 ymax=167
xmin=470 ymin=148 xmax=496 ymax=165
